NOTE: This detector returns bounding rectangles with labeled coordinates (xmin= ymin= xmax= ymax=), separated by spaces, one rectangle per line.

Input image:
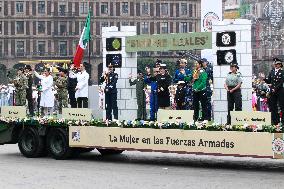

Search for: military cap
xmin=273 ymin=57 xmax=283 ymax=67
xmin=137 ymin=70 xmax=143 ymax=75
xmin=57 ymin=67 xmax=68 ymax=74
xmin=24 ymin=65 xmax=32 ymax=71
xmin=177 ymin=81 xmax=185 ymax=85
xmin=18 ymin=67 xmax=24 ymax=72
xmin=199 ymin=58 xmax=208 ymax=64
xmin=230 ymin=62 xmax=239 ymax=69
xmin=159 ymin=64 xmax=167 ymax=69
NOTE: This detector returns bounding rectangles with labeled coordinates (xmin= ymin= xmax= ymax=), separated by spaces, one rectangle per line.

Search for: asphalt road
xmin=0 ymin=144 xmax=284 ymax=189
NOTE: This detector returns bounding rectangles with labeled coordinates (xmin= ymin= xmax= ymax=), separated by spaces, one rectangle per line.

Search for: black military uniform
xmin=175 ymin=81 xmax=186 ymax=110
xmin=202 ymin=59 xmax=213 ymax=121
xmin=100 ymin=65 xmax=118 ymax=120
xmin=68 ymin=64 xmax=78 ymax=108
xmin=24 ymin=65 xmax=34 ymax=116
xmin=265 ymin=58 xmax=284 ymax=125
xmin=156 ymin=64 xmax=172 ymax=108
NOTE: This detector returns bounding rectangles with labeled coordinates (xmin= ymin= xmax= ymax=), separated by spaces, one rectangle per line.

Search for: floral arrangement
xmin=0 ymin=116 xmax=282 ymax=133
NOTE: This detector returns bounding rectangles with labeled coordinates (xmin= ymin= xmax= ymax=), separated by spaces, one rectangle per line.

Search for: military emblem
xmin=202 ymin=12 xmax=220 ymax=32
xmin=222 ymin=33 xmax=231 ymax=45
xmin=272 ymin=138 xmax=284 ymax=154
xmin=72 ymin=130 xmax=81 ymax=142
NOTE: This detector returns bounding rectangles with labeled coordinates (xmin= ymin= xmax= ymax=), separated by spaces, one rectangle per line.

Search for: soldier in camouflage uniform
xmin=129 ymin=70 xmax=147 ymax=120
xmin=14 ymin=68 xmax=28 ymax=106
xmin=54 ymin=68 xmax=68 ymax=114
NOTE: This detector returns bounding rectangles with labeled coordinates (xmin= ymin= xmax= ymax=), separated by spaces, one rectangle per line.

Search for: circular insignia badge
xmin=203 ymin=12 xmax=220 ymax=32
xmin=272 ymin=138 xmax=284 ymax=154
xmin=224 ymin=52 xmax=234 ymax=63
xmin=222 ymin=33 xmax=231 ymax=45
xmin=112 ymin=39 xmax=121 ymax=50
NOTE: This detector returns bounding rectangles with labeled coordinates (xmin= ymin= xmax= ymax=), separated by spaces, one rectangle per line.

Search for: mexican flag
xmin=73 ymin=11 xmax=91 ymax=67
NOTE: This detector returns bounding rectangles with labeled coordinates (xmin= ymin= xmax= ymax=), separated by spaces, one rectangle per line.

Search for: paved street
xmin=0 ymin=144 xmax=284 ymax=189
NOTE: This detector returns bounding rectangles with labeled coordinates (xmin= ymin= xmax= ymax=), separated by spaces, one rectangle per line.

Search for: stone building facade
xmin=225 ymin=0 xmax=284 ymax=74
xmin=0 ymin=0 xmax=201 ymax=83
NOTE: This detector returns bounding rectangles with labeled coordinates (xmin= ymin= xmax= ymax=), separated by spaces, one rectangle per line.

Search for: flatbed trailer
xmin=0 ymin=122 xmax=283 ymax=160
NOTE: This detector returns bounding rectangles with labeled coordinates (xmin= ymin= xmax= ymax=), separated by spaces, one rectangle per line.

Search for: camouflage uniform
xmin=54 ymin=75 xmax=68 ymax=113
xmin=129 ymin=77 xmax=146 ymax=120
xmin=14 ymin=73 xmax=28 ymax=106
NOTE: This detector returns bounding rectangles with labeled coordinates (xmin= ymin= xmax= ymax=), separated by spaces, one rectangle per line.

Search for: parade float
xmin=1 ymin=21 xmax=281 ymax=161
xmin=0 ymin=106 xmax=283 ymax=160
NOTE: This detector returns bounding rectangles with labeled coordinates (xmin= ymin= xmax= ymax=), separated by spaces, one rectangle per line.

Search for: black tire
xmin=47 ymin=128 xmax=73 ymax=160
xmin=18 ymin=127 xmax=45 ymax=158
xmin=97 ymin=148 xmax=124 ymax=156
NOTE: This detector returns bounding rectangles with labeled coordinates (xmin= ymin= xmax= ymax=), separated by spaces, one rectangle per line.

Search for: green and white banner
xmin=125 ymin=32 xmax=212 ymax=52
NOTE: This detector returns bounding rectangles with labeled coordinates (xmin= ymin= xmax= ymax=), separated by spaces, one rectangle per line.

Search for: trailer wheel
xmin=97 ymin=148 xmax=124 ymax=156
xmin=47 ymin=128 xmax=73 ymax=160
xmin=18 ymin=127 xmax=45 ymax=158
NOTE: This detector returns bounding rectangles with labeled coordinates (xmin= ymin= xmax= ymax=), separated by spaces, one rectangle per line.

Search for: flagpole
xmin=88 ymin=8 xmax=92 ymax=65
xmin=88 ymin=39 xmax=91 ymax=65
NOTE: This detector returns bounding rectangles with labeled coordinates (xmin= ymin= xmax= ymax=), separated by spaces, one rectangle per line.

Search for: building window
xmin=122 ymin=2 xmax=128 ymax=14
xmin=80 ymin=2 xmax=88 ymax=14
xmin=161 ymin=3 xmax=168 ymax=15
xmin=189 ymin=4 xmax=192 ymax=17
xmin=101 ymin=3 xmax=108 ymax=14
xmin=0 ymin=2 xmax=2 ymax=13
xmin=16 ymin=1 xmax=24 ymax=13
xmin=101 ymin=22 xmax=108 ymax=27
xmin=180 ymin=22 xmax=188 ymax=33
xmin=59 ymin=41 xmax=67 ymax=56
xmin=141 ymin=22 xmax=149 ymax=34
xmin=16 ymin=41 xmax=25 ymax=56
xmin=38 ymin=21 xmax=45 ymax=34
xmin=59 ymin=3 xmax=66 ymax=16
xmin=38 ymin=41 xmax=46 ymax=56
xmin=121 ymin=21 xmax=129 ymax=26
xmin=38 ymin=1 xmax=45 ymax=14
xmin=188 ymin=22 xmax=192 ymax=32
xmin=0 ymin=21 xmax=2 ymax=34
xmin=141 ymin=3 xmax=148 ymax=15
xmin=181 ymin=3 xmax=187 ymax=15
xmin=161 ymin=22 xmax=168 ymax=33
xmin=80 ymin=21 xmax=85 ymax=33
xmin=59 ymin=22 xmax=67 ymax=35
xmin=16 ymin=21 xmax=24 ymax=34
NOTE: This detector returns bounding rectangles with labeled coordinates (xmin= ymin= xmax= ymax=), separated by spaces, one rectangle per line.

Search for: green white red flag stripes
xmin=73 ymin=10 xmax=91 ymax=67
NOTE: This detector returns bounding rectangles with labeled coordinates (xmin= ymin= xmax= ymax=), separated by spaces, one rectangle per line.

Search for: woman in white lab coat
xmin=75 ymin=63 xmax=89 ymax=108
xmin=34 ymin=68 xmax=54 ymax=116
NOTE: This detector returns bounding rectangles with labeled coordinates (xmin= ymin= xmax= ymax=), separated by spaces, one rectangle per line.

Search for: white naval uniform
xmin=75 ymin=70 xmax=89 ymax=98
xmin=34 ymin=71 xmax=54 ymax=108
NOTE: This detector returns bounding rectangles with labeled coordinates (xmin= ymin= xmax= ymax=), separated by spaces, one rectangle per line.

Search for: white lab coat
xmin=75 ymin=70 xmax=89 ymax=98
xmin=34 ymin=71 xmax=54 ymax=108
